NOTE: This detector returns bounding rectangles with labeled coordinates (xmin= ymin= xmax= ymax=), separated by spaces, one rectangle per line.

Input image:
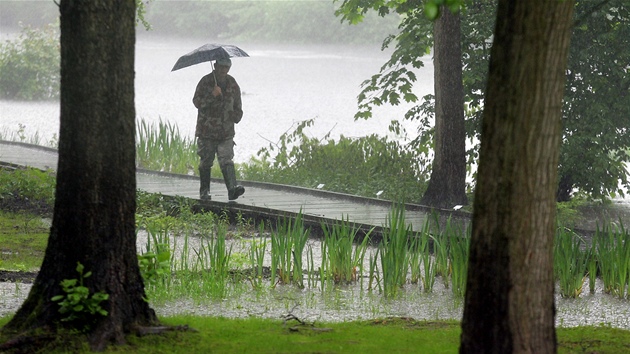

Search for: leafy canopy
xmin=335 ymin=0 xmax=630 ymax=200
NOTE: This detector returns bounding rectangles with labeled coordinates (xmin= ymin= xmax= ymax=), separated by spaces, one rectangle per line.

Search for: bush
xmin=243 ymin=119 xmax=429 ymax=202
xmin=0 ymin=167 xmax=56 ymax=215
xmin=0 ymin=24 xmax=60 ymax=100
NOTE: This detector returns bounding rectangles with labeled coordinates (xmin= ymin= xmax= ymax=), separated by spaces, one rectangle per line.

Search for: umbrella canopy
xmin=171 ymin=43 xmax=249 ymax=71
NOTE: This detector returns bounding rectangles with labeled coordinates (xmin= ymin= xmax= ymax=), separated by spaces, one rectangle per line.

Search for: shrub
xmin=0 ymin=24 xmax=60 ymax=100
xmin=243 ymin=119 xmax=430 ymax=202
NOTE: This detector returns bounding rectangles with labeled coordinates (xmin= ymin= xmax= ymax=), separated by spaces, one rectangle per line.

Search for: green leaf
xmin=424 ymin=3 xmax=439 ymax=20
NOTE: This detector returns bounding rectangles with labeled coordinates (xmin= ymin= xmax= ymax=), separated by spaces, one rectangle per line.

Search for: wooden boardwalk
xmin=1 ymin=140 xmax=472 ymax=240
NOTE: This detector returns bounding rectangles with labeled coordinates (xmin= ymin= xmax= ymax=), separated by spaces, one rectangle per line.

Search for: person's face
xmin=215 ymin=64 xmax=231 ymax=79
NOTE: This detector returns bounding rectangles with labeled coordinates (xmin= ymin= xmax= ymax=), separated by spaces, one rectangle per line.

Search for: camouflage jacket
xmin=193 ymin=72 xmax=243 ymax=140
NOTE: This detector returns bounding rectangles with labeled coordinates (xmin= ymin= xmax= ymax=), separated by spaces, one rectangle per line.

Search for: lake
xmin=0 ymin=34 xmax=434 ymax=163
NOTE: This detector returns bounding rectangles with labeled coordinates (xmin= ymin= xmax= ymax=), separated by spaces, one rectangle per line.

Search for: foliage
xmin=0 ymin=167 xmax=55 ymax=215
xmin=136 ymin=224 xmax=171 ymax=286
xmin=247 ymin=119 xmax=430 ymax=202
xmin=136 ymin=0 xmax=153 ymax=30
xmin=337 ymin=0 xmax=630 ymax=201
xmin=51 ymin=262 xmax=109 ymax=325
xmin=144 ymin=1 xmax=400 ymax=45
xmin=0 ymin=24 xmax=60 ymax=100
xmin=557 ymin=2 xmax=630 ymax=200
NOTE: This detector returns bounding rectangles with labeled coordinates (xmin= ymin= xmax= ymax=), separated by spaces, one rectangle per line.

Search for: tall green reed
xmin=554 ymin=227 xmax=588 ymax=298
xmin=379 ymin=205 xmax=412 ymax=297
xmin=193 ymin=221 xmax=233 ymax=298
xmin=136 ymin=118 xmax=198 ymax=174
xmin=448 ymin=222 xmax=470 ymax=298
xmin=596 ymin=221 xmax=630 ymax=298
xmin=321 ymin=217 xmax=372 ymax=284
xmin=248 ymin=223 xmax=268 ymax=289
xmin=587 ymin=239 xmax=598 ymax=293
xmin=270 ymin=212 xmax=309 ymax=287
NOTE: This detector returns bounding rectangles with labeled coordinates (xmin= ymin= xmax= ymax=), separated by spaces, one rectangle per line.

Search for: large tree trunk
xmin=460 ymin=1 xmax=574 ymax=353
xmin=3 ymin=0 xmax=158 ymax=351
xmin=420 ymin=6 xmax=468 ymax=209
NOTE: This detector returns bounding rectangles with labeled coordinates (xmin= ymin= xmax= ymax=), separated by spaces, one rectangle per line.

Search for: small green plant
xmin=51 ymin=262 xmax=109 ymax=324
xmin=138 ymin=247 xmax=170 ymax=287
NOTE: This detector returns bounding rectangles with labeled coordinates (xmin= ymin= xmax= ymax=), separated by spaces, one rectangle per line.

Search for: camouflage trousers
xmin=197 ymin=137 xmax=235 ymax=170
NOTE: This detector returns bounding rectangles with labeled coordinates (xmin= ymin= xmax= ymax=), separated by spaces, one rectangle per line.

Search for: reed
xmin=136 ymin=119 xmax=198 ymax=175
xmin=248 ymin=224 xmax=268 ymax=289
xmin=270 ymin=212 xmax=309 ymax=287
xmin=408 ymin=236 xmax=422 ymax=285
xmin=587 ymin=240 xmax=598 ymax=294
xmin=367 ymin=251 xmax=381 ymax=293
xmin=554 ymin=227 xmax=588 ymax=298
xmin=596 ymin=221 xmax=630 ymax=298
xmin=193 ymin=222 xmax=233 ymax=298
xmin=321 ymin=217 xmax=372 ymax=284
xmin=421 ymin=246 xmax=436 ymax=293
xmin=379 ymin=205 xmax=411 ymax=297
xmin=449 ymin=223 xmax=470 ymax=298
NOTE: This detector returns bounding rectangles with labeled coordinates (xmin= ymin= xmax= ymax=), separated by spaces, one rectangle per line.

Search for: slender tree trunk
xmin=421 ymin=6 xmax=468 ymax=209
xmin=460 ymin=1 xmax=574 ymax=353
xmin=3 ymin=0 xmax=158 ymax=351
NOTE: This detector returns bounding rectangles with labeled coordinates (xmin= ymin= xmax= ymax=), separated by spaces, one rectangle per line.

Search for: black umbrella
xmin=171 ymin=43 xmax=249 ymax=72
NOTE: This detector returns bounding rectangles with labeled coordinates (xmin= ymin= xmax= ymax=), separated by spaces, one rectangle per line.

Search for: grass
xmin=2 ymin=168 xmax=630 ymax=352
xmin=0 ymin=211 xmax=48 ymax=271
xmin=2 ymin=315 xmax=630 ymax=353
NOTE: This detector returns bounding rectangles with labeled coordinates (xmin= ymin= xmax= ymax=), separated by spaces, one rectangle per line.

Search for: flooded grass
xmin=130 ymin=207 xmax=630 ymax=329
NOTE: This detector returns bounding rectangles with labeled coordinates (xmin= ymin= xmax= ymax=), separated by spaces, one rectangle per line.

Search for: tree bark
xmin=2 ymin=0 xmax=158 ymax=351
xmin=460 ymin=1 xmax=574 ymax=353
xmin=420 ymin=6 xmax=468 ymax=209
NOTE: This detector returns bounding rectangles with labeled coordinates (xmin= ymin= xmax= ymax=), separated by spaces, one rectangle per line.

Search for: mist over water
xmin=0 ymin=34 xmax=434 ymax=163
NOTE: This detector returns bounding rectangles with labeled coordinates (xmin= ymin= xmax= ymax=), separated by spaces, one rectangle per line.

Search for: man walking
xmin=193 ymin=58 xmax=245 ymax=201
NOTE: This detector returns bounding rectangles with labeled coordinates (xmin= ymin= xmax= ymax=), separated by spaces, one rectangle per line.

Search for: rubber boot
xmin=199 ymin=167 xmax=211 ymax=200
xmin=221 ymin=164 xmax=245 ymax=201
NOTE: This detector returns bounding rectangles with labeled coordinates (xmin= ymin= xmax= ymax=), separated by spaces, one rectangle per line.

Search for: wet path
xmin=0 ymin=140 xmax=470 ymax=239
xmin=2 ymin=140 xmax=628 ymax=238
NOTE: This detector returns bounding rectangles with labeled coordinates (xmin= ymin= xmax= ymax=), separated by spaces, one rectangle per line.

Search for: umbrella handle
xmin=211 ymin=62 xmax=217 ymax=87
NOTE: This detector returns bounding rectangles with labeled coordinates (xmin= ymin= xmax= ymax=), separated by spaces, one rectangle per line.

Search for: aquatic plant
xmin=554 ymin=227 xmax=588 ymax=298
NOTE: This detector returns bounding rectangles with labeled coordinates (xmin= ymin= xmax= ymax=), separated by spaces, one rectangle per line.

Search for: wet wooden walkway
xmin=1 ymin=140 xmax=472 ymax=240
